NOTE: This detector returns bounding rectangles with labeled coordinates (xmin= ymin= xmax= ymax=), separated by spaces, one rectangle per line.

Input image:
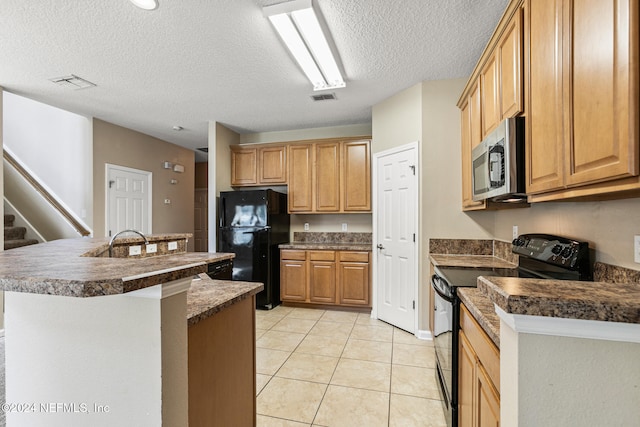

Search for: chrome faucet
xmin=109 ymin=229 xmax=149 ymax=257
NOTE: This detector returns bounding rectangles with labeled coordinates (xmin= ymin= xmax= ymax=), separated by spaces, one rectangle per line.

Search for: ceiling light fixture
xmin=129 ymin=0 xmax=159 ymax=11
xmin=263 ymin=0 xmax=345 ymax=91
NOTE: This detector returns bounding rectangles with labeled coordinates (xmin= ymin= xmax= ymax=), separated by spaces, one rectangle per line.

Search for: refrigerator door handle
xmin=220 ymin=197 xmax=226 ymax=228
xmin=242 ymin=226 xmax=271 ymax=234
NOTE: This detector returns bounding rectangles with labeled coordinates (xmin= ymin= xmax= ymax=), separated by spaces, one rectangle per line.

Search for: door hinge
xmin=413 ymin=233 xmax=416 ymax=242
xmin=413 ymin=300 xmax=416 ymax=310
xmin=409 ymin=165 xmax=416 ymax=175
xmin=109 ymin=180 xmax=115 ymax=189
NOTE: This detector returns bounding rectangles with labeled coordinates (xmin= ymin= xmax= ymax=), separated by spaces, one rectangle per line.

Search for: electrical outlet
xmin=146 ymin=243 xmax=157 ymax=254
xmin=168 ymin=241 xmax=178 ymax=251
xmin=634 ymin=235 xmax=640 ymax=263
xmin=128 ymin=245 xmax=142 ymax=256
xmin=164 ymin=199 xmax=171 ymax=204
xmin=304 ymin=223 xmax=310 ymax=231
xmin=512 ymin=225 xmax=519 ymax=240
xmin=342 ymin=223 xmax=348 ymax=231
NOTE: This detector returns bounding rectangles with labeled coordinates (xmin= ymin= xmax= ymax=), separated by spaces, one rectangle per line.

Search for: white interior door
xmin=374 ymin=143 xmax=418 ymax=333
xmin=106 ymin=164 xmax=152 ymax=237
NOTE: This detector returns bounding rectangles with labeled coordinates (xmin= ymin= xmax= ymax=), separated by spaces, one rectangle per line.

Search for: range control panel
xmin=512 ymin=234 xmax=589 ymax=269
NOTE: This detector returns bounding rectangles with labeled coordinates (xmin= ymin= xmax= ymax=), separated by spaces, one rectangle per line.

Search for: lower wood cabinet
xmin=280 ymin=249 xmax=371 ymax=308
xmin=459 ymin=304 xmax=500 ymax=427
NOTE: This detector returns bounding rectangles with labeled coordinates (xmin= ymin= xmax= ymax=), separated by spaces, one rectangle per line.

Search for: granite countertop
xmin=457 ymin=287 xmax=501 ymax=348
xmin=187 ymin=273 xmax=263 ymax=326
xmin=0 ymin=237 xmax=234 ymax=297
xmin=430 ymin=254 xmax=516 ymax=269
xmin=478 ymin=276 xmax=640 ymax=324
xmin=279 ymin=242 xmax=372 ymax=251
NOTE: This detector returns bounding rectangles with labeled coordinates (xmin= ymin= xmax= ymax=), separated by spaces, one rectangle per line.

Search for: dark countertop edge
xmin=458 ymin=288 xmax=501 ymax=348
xmin=187 ymin=274 xmax=264 ymax=326
xmin=429 ymin=254 xmax=517 ymax=268
xmin=477 ymin=276 xmax=640 ymax=324
xmin=279 ymin=243 xmax=372 ymax=251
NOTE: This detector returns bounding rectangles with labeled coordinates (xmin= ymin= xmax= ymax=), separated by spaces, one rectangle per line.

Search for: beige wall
xmin=240 ymin=123 xmax=372 ymax=145
xmin=371 ymin=83 xmax=422 ymax=155
xmin=93 ymin=119 xmax=195 ymax=250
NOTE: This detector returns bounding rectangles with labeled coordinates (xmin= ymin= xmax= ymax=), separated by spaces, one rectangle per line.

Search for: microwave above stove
xmin=472 ymin=117 xmax=526 ymax=202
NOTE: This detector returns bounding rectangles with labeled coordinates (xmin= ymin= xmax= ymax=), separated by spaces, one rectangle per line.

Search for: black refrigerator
xmin=217 ymin=189 xmax=289 ymax=309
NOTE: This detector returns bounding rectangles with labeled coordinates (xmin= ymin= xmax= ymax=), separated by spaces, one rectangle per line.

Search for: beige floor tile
xmin=257 ymin=415 xmax=310 ymax=426
xmin=256 ymin=316 xmax=281 ymax=330
xmin=320 ymin=310 xmax=359 ymax=324
xmin=391 ymin=365 xmax=441 ymax=399
xmin=349 ymin=324 xmax=394 ymax=342
xmin=295 ymin=334 xmax=348 ymax=358
xmin=257 ymin=373 xmax=272 ymax=395
xmin=256 ymin=328 xmax=268 ymax=341
xmin=393 ymin=329 xmax=434 ymax=346
xmin=257 ymin=330 xmax=306 ymax=352
xmin=256 ymin=348 xmax=291 ymax=375
xmin=272 ymin=317 xmax=318 ymax=334
xmin=389 ymin=394 xmax=447 ymax=427
xmin=287 ymin=307 xmax=326 ymax=320
xmin=276 ymin=352 xmax=339 ymax=383
xmin=392 ymin=343 xmax=437 ymax=368
xmin=307 ymin=321 xmax=352 ymax=339
xmin=314 ymin=385 xmax=389 ymax=427
xmin=341 ymin=338 xmax=392 ymax=363
xmin=270 ymin=305 xmax=295 ymax=315
xmin=355 ymin=313 xmax=393 ymax=328
xmin=330 ymin=358 xmax=391 ymax=392
xmin=257 ymin=377 xmax=327 ymax=424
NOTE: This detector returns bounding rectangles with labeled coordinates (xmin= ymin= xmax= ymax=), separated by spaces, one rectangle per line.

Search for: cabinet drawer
xmin=460 ymin=304 xmax=500 ymax=392
xmin=338 ymin=251 xmax=369 ymax=262
xmin=309 ymin=251 xmax=335 ymax=261
xmin=281 ymin=250 xmax=306 ymax=261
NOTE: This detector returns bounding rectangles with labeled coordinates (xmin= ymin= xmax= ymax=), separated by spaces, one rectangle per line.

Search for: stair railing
xmin=3 ymin=150 xmax=91 ymax=237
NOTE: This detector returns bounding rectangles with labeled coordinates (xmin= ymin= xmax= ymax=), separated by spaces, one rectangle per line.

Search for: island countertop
xmin=0 ymin=236 xmax=234 ymax=297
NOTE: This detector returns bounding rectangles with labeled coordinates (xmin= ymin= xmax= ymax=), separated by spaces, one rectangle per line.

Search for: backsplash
xmin=293 ymin=232 xmax=372 ymax=244
xmin=429 ymin=239 xmax=493 ymax=256
xmin=493 ymin=240 xmax=518 ymax=264
xmin=594 ymin=262 xmax=640 ymax=284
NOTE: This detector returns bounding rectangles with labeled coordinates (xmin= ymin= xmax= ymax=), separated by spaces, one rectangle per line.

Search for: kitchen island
xmin=0 ymin=236 xmax=262 ymax=427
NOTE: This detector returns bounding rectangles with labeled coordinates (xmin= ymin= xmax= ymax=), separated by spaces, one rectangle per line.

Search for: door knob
xmin=376 ymin=244 xmax=385 ymax=250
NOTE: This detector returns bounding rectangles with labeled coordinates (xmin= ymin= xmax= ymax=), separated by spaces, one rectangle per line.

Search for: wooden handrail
xmin=4 ymin=150 xmax=91 ymax=237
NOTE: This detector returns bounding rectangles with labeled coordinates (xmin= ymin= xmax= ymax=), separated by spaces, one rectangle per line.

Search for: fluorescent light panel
xmin=264 ymin=0 xmax=345 ymax=91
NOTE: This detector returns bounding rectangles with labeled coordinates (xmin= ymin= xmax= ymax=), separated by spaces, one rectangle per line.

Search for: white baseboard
xmin=416 ymin=329 xmax=433 ymax=341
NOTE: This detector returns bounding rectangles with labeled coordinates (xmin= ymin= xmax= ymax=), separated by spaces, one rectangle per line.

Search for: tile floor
xmin=255 ymin=305 xmax=447 ymax=427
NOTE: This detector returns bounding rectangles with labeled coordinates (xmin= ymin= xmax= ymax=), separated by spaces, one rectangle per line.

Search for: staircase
xmin=4 ymin=214 xmax=39 ymax=250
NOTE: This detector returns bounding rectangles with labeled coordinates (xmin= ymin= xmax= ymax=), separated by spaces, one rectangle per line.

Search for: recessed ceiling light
xmin=129 ymin=0 xmax=159 ymax=10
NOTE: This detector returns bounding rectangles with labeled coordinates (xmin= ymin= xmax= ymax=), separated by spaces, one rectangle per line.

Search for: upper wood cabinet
xmin=480 ymin=53 xmax=501 ymax=137
xmin=526 ymin=0 xmax=639 ymax=199
xmin=231 ymin=145 xmax=287 ymax=186
xmin=499 ymin=7 xmax=523 ymax=120
xmin=461 ymin=93 xmax=487 ymax=211
xmin=288 ymin=138 xmax=372 ymax=214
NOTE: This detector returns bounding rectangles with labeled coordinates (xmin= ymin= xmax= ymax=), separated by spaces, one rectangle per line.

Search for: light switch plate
xmin=146 ymin=243 xmax=157 ymax=254
xmin=634 ymin=235 xmax=640 ymax=263
xmin=168 ymin=241 xmax=178 ymax=251
xmin=342 ymin=223 xmax=348 ymax=231
xmin=304 ymin=223 xmax=309 ymax=231
xmin=129 ymin=245 xmax=142 ymax=256
xmin=512 ymin=225 xmax=519 ymax=240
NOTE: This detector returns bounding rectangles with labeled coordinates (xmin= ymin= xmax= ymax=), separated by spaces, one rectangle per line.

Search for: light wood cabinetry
xmin=231 ymin=145 xmax=287 ymax=186
xmin=188 ymin=296 xmax=256 ymax=427
xmin=499 ymin=7 xmax=523 ymax=120
xmin=458 ymin=304 xmax=500 ymax=427
xmin=461 ymin=88 xmax=488 ymax=211
xmin=288 ymin=138 xmax=372 ymax=213
xmin=280 ymin=249 xmax=371 ymax=308
xmin=526 ymin=0 xmax=639 ymax=200
xmin=480 ymin=53 xmax=500 ymax=137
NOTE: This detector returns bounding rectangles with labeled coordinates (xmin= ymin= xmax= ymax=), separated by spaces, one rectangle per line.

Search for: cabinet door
xmin=469 ymin=82 xmax=483 ymax=149
xmin=458 ymin=331 xmax=476 ymax=427
xmin=288 ymin=144 xmax=313 ymax=212
xmin=338 ymin=261 xmax=370 ymax=306
xmin=231 ymin=147 xmax=258 ymax=186
xmin=461 ymin=100 xmax=487 ymax=211
xmin=342 ymin=140 xmax=371 ymax=211
xmin=563 ymin=0 xmax=638 ymax=187
xmin=315 ymin=143 xmax=341 ymax=212
xmin=309 ymin=261 xmax=336 ymax=304
xmin=526 ymin=0 xmax=565 ymax=193
xmin=477 ymin=364 xmax=500 ymax=427
xmin=499 ymin=7 xmax=523 ymax=119
xmin=280 ymin=259 xmax=307 ymax=302
xmin=480 ymin=53 xmax=500 ymax=138
xmin=259 ymin=145 xmax=287 ymax=184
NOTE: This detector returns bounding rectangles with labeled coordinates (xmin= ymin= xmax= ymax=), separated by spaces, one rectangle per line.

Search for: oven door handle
xmin=431 ymin=274 xmax=455 ymax=304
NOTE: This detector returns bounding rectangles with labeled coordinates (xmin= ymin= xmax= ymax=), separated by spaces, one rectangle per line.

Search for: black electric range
xmin=431 ymin=234 xmax=593 ymax=427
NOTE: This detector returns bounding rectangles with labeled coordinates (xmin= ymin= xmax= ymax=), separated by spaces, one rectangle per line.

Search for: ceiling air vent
xmin=49 ymin=74 xmax=96 ymax=90
xmin=197 ymin=147 xmax=209 ymax=153
xmin=311 ymin=93 xmax=337 ymax=102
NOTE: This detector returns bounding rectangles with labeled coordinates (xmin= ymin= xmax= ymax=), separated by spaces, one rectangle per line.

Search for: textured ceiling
xmin=0 ymin=0 xmax=509 ymax=156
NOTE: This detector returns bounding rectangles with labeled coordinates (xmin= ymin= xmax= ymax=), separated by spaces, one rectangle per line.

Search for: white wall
xmin=3 ymin=92 xmax=93 ymax=230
